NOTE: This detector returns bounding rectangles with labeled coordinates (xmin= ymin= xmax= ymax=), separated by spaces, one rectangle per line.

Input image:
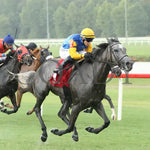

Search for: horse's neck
xmin=31 ymin=49 xmax=40 ymax=58
xmin=3 ymin=55 xmax=20 ymax=73
xmin=32 ymin=60 xmax=41 ymax=71
xmin=94 ymin=48 xmax=111 ymax=83
xmin=29 ymin=49 xmax=41 ymax=71
xmin=78 ymin=48 xmax=110 ymax=84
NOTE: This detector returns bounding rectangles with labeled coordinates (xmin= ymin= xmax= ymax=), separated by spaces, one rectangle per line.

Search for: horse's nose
xmin=28 ymin=59 xmax=33 ymax=66
xmin=126 ymin=60 xmax=133 ymax=71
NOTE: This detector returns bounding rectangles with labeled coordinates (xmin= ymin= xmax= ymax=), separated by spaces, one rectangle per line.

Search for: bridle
xmin=107 ymin=42 xmax=128 ymax=67
xmin=20 ymin=53 xmax=32 ymax=65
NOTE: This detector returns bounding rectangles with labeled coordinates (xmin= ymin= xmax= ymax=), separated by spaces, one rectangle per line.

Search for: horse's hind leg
xmin=34 ymin=97 xmax=47 ymax=142
xmin=51 ymin=104 xmax=80 ymax=137
xmin=1 ymin=93 xmax=18 ymax=114
xmin=16 ymin=88 xmax=23 ymax=108
xmin=5 ymin=87 xmax=23 ymax=109
xmin=83 ymin=107 xmax=93 ymax=113
xmin=57 ymin=99 xmax=79 ymax=141
xmin=85 ymin=102 xmax=110 ymax=134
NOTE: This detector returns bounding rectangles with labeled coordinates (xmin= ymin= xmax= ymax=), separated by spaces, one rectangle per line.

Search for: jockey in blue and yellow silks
xmin=54 ymin=28 xmax=95 ymax=74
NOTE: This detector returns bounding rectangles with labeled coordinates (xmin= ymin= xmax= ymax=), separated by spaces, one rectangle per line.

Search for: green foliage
xmin=128 ymin=2 xmax=149 ymax=36
xmin=0 ymin=0 xmax=150 ymax=38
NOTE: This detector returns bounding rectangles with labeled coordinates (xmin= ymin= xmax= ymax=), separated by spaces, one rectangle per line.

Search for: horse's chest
xmin=91 ymin=84 xmax=105 ymax=99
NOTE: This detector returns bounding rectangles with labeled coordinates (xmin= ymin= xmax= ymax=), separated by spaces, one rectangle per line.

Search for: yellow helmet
xmin=81 ymin=28 xmax=95 ymax=39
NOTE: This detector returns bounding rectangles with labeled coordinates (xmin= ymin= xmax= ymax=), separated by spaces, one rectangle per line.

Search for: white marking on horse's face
xmin=46 ymin=55 xmax=54 ymax=60
xmin=112 ymin=43 xmax=123 ymax=50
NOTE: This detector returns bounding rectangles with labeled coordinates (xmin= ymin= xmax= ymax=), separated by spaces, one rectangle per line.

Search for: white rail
xmin=15 ymin=37 xmax=150 ymax=46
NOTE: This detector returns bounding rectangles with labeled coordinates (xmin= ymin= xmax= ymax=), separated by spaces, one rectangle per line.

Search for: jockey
xmin=0 ymin=34 xmax=15 ymax=63
xmin=17 ymin=45 xmax=31 ymax=62
xmin=26 ymin=42 xmax=37 ymax=51
xmin=54 ymin=28 xmax=95 ymax=74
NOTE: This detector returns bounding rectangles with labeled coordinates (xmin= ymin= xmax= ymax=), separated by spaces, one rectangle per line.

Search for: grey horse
xmin=11 ymin=38 xmax=133 ymax=142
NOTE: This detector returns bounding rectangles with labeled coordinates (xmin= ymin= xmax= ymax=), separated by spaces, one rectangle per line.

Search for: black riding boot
xmin=54 ymin=58 xmax=72 ymax=74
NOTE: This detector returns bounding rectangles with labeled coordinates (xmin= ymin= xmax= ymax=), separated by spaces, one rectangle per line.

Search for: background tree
xmin=111 ymin=0 xmax=125 ymax=37
xmin=96 ymin=1 xmax=114 ymax=37
xmin=128 ymin=2 xmax=149 ymax=37
xmin=53 ymin=6 xmax=68 ymax=38
xmin=0 ymin=0 xmax=149 ymax=38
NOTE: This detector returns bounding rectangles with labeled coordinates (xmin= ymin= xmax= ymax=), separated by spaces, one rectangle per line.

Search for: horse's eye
xmin=114 ymin=49 xmax=118 ymax=52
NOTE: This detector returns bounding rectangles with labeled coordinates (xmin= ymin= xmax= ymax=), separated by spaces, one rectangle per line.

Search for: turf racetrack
xmin=0 ymin=78 xmax=150 ymax=150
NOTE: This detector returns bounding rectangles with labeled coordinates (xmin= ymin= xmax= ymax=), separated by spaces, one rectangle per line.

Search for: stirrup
xmin=53 ymin=68 xmax=61 ymax=74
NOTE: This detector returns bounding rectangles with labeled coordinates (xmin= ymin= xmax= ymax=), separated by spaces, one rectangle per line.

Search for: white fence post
xmin=117 ymin=78 xmax=123 ymax=120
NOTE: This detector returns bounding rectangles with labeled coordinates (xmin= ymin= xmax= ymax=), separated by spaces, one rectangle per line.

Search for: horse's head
xmin=107 ymin=38 xmax=133 ymax=72
xmin=39 ymin=46 xmax=53 ymax=63
xmin=30 ymin=46 xmax=53 ymax=64
xmin=20 ymin=53 xmax=33 ymax=66
xmin=17 ymin=45 xmax=33 ymax=66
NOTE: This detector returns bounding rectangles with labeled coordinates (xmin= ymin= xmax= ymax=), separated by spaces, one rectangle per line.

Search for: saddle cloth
xmin=49 ymin=59 xmax=72 ymax=87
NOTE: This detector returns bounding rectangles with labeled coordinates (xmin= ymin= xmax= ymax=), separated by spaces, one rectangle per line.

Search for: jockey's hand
xmin=84 ymin=52 xmax=93 ymax=63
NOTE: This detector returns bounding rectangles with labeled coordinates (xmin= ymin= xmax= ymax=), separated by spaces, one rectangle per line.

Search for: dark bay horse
xmin=16 ymin=46 xmax=52 ymax=109
xmin=13 ymin=38 xmax=133 ymax=142
xmin=5 ymin=46 xmax=52 ymax=110
xmin=0 ymin=50 xmax=32 ymax=114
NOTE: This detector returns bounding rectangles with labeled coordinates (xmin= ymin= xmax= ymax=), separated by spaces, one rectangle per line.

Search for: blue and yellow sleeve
xmin=85 ymin=43 xmax=92 ymax=53
xmin=69 ymin=40 xmax=84 ymax=59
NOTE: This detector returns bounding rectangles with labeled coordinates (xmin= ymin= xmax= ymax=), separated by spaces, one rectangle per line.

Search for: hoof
xmin=51 ymin=129 xmax=59 ymax=135
xmin=85 ymin=127 xmax=94 ymax=133
xmin=41 ymin=134 xmax=47 ymax=142
xmin=1 ymin=108 xmax=7 ymax=113
xmin=72 ymin=134 xmax=79 ymax=142
xmin=26 ymin=111 xmax=32 ymax=115
xmin=26 ymin=111 xmax=30 ymax=115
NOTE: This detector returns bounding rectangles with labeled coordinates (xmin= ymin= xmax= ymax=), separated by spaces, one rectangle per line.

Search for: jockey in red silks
xmin=17 ymin=45 xmax=31 ymax=62
xmin=16 ymin=42 xmax=37 ymax=63
xmin=0 ymin=34 xmax=15 ymax=63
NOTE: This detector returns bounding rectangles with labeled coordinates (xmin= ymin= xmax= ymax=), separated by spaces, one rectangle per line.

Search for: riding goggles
xmin=85 ymin=38 xmax=94 ymax=42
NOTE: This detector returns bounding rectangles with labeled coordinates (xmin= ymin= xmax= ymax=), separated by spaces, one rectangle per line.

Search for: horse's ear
xmin=106 ymin=38 xmax=111 ymax=43
xmin=47 ymin=45 xmax=49 ymax=49
xmin=14 ymin=43 xmax=19 ymax=49
xmin=40 ymin=45 xmax=42 ymax=49
xmin=112 ymin=37 xmax=119 ymax=42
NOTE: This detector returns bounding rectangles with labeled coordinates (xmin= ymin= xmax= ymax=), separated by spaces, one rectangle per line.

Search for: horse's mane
xmin=92 ymin=43 xmax=109 ymax=57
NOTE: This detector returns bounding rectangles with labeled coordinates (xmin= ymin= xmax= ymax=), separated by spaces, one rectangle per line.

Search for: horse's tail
xmin=7 ymin=69 xmax=35 ymax=85
xmin=7 ymin=69 xmax=18 ymax=81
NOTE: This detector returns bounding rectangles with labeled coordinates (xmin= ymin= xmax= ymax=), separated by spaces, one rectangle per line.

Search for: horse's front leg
xmin=85 ymin=102 xmax=110 ymax=134
xmin=105 ymin=95 xmax=116 ymax=120
xmin=1 ymin=93 xmax=18 ymax=114
xmin=57 ymin=99 xmax=79 ymax=141
xmin=34 ymin=98 xmax=47 ymax=142
xmin=51 ymin=104 xmax=80 ymax=137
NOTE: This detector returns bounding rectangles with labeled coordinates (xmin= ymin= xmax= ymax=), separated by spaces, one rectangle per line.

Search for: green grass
xmin=0 ymin=78 xmax=150 ymax=150
xmin=1 ymin=42 xmax=150 ymax=149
